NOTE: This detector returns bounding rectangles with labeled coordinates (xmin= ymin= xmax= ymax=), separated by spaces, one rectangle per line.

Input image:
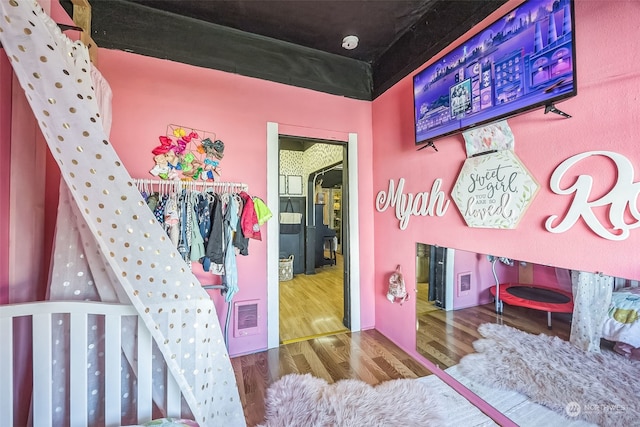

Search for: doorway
xmin=277 ymin=137 xmax=348 ymax=343
xmin=266 ymin=122 xmax=361 ymax=349
xmin=415 ymin=243 xmax=450 ymax=316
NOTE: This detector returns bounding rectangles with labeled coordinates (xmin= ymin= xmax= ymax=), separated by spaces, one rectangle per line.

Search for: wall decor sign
xmin=546 ymin=151 xmax=640 ymax=241
xmin=375 ymin=178 xmax=450 ymax=230
xmin=462 ymin=120 xmax=515 ymax=157
xmin=451 ymin=150 xmax=539 ymax=229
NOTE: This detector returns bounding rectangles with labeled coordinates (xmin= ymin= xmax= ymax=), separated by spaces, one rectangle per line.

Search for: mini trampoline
xmin=489 ymin=283 xmax=574 ymax=329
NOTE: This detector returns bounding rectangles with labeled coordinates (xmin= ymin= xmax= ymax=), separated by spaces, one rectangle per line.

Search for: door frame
xmin=420 ymin=244 xmax=455 ymax=311
xmin=266 ymin=122 xmax=361 ymax=349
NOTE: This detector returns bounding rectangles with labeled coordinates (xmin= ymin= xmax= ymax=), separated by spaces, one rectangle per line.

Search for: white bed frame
xmin=0 ymin=301 xmax=182 ymax=427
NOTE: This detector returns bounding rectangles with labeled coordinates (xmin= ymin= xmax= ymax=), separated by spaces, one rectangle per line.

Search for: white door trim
xmin=266 ymin=122 xmax=361 ymax=349
xmin=266 ymin=122 xmax=280 ymax=349
xmin=346 ymin=132 xmax=361 ymax=331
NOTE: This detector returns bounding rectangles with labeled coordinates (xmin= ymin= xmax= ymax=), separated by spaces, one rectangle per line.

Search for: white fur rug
xmin=458 ymin=323 xmax=640 ymax=426
xmin=259 ymin=373 xmax=445 ymax=426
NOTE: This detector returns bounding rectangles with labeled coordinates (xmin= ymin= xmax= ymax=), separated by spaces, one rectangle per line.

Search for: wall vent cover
xmin=233 ymin=299 xmax=260 ymax=337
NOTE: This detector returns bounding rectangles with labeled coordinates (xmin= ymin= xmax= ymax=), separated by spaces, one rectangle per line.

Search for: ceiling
xmin=63 ymin=0 xmax=508 ymax=100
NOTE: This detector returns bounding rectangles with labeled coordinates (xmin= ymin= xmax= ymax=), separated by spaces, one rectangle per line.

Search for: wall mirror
xmin=415 ymin=243 xmax=637 ymax=369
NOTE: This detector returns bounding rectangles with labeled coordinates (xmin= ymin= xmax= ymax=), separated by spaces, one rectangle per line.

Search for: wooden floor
xmin=417 ymin=302 xmax=572 ymax=369
xmin=231 ymin=329 xmax=434 ymax=427
xmin=279 ymin=253 xmax=347 ymax=343
xmin=416 ymin=281 xmax=439 ymax=315
xmin=262 ymin=259 xmax=573 ymax=425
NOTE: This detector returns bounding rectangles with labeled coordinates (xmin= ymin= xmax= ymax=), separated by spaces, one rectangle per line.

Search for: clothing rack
xmin=202 ymin=284 xmax=233 ymax=349
xmin=133 ymin=178 xmax=249 ymax=351
xmin=132 ymin=178 xmax=248 ymax=193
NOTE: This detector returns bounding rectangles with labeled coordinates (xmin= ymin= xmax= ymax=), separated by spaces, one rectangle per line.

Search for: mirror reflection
xmin=415 ymin=243 xmax=637 ymax=368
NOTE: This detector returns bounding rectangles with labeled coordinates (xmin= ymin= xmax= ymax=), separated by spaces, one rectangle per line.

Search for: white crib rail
xmin=0 ymin=301 xmax=183 ymax=427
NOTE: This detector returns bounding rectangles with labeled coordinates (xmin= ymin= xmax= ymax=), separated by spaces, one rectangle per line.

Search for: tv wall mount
xmin=544 ymin=104 xmax=572 ymax=119
xmin=418 ymin=104 xmax=570 ymax=153
xmin=417 ymin=141 xmax=438 ymax=152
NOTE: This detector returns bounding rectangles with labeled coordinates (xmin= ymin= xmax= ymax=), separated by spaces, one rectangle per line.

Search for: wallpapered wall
xmin=279 ymin=143 xmax=343 ymax=196
xmin=279 ymin=150 xmax=303 ymax=177
xmin=303 ymin=143 xmax=343 ymax=179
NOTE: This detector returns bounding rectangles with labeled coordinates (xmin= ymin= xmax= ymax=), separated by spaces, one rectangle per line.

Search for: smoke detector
xmin=342 ymin=35 xmax=359 ymax=50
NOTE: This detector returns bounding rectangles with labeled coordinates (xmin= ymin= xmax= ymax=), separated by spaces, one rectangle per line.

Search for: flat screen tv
xmin=413 ymin=0 xmax=576 ymax=147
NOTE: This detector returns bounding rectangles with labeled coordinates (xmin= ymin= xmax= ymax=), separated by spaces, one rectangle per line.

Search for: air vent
xmin=233 ymin=300 xmax=260 ymax=337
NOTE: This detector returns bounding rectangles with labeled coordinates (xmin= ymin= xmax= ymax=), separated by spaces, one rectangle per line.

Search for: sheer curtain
xmin=570 ymin=270 xmax=613 ymax=352
xmin=0 ymin=1 xmax=244 ymax=425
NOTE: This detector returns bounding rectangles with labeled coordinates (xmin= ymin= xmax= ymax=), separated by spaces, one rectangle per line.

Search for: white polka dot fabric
xmin=570 ymin=270 xmax=613 ymax=353
xmin=49 ymin=184 xmax=145 ymax=425
xmin=0 ymin=1 xmax=244 ymax=425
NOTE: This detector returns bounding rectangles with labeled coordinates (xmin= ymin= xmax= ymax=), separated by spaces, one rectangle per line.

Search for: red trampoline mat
xmin=490 ymin=283 xmax=574 ymax=313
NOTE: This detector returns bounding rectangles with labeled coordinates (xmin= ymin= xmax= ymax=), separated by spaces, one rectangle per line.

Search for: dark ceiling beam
xmin=372 ymin=0 xmax=509 ymax=99
xmin=84 ymin=0 xmax=373 ymax=100
xmin=65 ymin=0 xmax=508 ymax=101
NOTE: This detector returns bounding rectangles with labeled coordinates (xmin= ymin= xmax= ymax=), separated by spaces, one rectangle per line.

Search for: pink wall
xmin=372 ymin=0 xmax=640 ymax=357
xmin=452 ymin=251 xmax=519 ymax=310
xmin=96 ymin=50 xmax=375 ymax=355
xmin=532 ymin=263 xmax=571 ymax=292
xmin=0 ymin=52 xmax=11 ymax=304
xmin=452 ymin=254 xmax=572 ymax=310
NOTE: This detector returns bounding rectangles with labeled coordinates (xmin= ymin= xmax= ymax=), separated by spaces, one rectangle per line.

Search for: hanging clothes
xmin=222 ymin=196 xmax=240 ymax=302
xmin=164 ymin=194 xmax=180 ymax=246
xmin=239 ymin=191 xmax=261 ymax=240
xmin=190 ymin=197 xmax=205 ymax=262
xmin=177 ymin=191 xmax=190 ymax=261
xmin=146 ymin=192 xmax=159 ymax=212
xmin=253 ymin=197 xmax=273 ymax=226
xmin=233 ymin=193 xmax=249 ymax=256
xmin=133 ymin=182 xmax=272 ymax=291
xmin=205 ymin=194 xmax=225 ymax=272
xmin=154 ymin=194 xmax=169 ymax=224
xmin=196 ymin=192 xmax=212 ymax=248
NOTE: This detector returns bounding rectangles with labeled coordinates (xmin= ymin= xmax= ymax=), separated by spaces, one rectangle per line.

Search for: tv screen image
xmin=414 ymin=0 xmax=576 ymax=146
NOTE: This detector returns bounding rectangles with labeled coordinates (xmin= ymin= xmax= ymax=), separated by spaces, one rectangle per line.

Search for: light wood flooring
xmin=231 ymin=329 xmax=434 ymax=427
xmin=259 ymin=263 xmax=573 ymax=426
xmin=416 ymin=281 xmax=439 ymax=314
xmin=279 ymin=253 xmax=347 ymax=343
xmin=417 ymin=301 xmax=572 ymax=369
xmin=232 ymin=304 xmax=574 ymax=426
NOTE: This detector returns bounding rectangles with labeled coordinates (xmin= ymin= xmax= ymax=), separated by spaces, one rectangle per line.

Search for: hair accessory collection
xmin=150 ymin=125 xmax=224 ymax=180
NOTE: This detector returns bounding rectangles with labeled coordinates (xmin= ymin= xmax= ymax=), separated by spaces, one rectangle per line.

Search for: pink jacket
xmin=239 ymin=191 xmax=261 ymax=241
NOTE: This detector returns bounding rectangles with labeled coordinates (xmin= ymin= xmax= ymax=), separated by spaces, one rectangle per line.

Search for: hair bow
xmin=182 ymin=131 xmax=199 ymax=143
xmin=174 ymin=138 xmax=188 ymax=155
xmin=152 ymin=135 xmax=175 ymax=155
xmin=204 ymin=158 xmax=219 ymax=167
xmin=173 ymin=127 xmax=186 ymax=138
